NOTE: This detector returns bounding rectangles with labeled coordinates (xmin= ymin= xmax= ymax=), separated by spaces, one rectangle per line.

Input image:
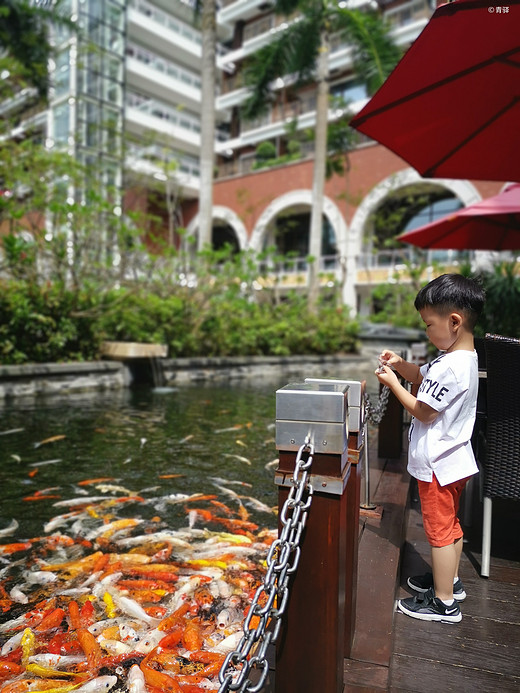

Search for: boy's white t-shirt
xmin=407 ymin=349 xmax=479 ymax=486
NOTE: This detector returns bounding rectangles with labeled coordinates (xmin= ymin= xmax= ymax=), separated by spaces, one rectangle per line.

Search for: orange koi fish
xmin=140 ymin=655 xmax=183 ymax=693
xmin=76 ymin=628 xmax=103 ymax=669
xmin=0 ymin=542 xmax=32 ymax=555
xmin=34 ymin=434 xmax=67 ymax=447
xmin=78 ymin=478 xmax=116 ymax=486
xmin=35 ymin=607 xmax=66 ymax=632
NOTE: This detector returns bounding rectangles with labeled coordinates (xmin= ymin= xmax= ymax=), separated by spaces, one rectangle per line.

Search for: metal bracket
xmin=274 ymin=466 xmax=351 ymax=497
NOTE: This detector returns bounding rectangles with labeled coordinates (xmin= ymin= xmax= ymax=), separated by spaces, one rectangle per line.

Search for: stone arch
xmin=187 ymin=206 xmax=248 ymax=250
xmin=248 ymin=189 xmax=348 ymax=255
xmin=344 ymin=169 xmax=482 ymax=311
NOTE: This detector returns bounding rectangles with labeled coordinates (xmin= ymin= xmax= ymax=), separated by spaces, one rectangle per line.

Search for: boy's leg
xmin=418 ymin=477 xmax=468 ymax=600
xmin=431 ymin=543 xmax=458 ymax=602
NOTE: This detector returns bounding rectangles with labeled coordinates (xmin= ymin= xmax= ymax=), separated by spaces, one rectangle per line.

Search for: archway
xmin=347 ymin=171 xmax=481 ymax=315
xmin=187 ymin=206 xmax=248 ymax=251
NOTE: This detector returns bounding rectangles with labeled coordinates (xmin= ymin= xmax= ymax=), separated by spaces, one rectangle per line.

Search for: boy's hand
xmin=378 ymin=349 xmax=401 ymax=369
xmin=375 ymin=365 xmax=399 ymax=387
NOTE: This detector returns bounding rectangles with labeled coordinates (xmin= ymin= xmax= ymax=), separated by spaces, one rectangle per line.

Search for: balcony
xmin=218 ymin=0 xmax=275 ymax=28
xmin=128 ymin=0 xmax=201 ymax=68
xmin=125 ymin=92 xmax=201 ymax=156
xmin=125 ymin=143 xmax=200 ymax=198
xmin=126 ymin=45 xmax=201 ymax=112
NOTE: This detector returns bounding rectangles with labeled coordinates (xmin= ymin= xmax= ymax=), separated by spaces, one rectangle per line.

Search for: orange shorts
xmin=417 ymin=475 xmax=470 ymax=548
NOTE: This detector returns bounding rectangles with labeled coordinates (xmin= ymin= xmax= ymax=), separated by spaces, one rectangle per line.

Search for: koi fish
xmin=222 ymin=454 xmax=252 ymax=466
xmin=1 ymin=630 xmax=24 ymax=655
xmin=85 ymin=518 xmax=142 ymax=541
xmin=34 ymin=435 xmax=67 ymax=448
xmin=28 ymin=654 xmax=86 ymax=668
xmin=109 ymin=592 xmax=162 ymax=626
xmin=209 ymin=477 xmax=253 ymax=488
xmin=78 ymin=478 xmax=117 ymax=486
xmin=0 ymin=542 xmax=32 ymax=555
xmin=127 ymin=664 xmax=146 ymax=693
xmin=74 ymin=676 xmax=118 ymax=692
xmin=94 ymin=484 xmax=135 ymax=496
xmin=0 ymin=427 xmax=24 ymax=435
xmin=241 ymin=496 xmax=277 ymax=514
xmin=0 ymin=519 xmax=18 ymax=537
xmin=29 ymin=458 xmax=62 ymax=467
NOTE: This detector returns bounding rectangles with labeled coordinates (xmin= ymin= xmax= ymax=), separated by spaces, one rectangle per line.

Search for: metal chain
xmin=217 ymin=439 xmax=315 ymax=693
xmin=365 ymin=386 xmax=391 ymax=426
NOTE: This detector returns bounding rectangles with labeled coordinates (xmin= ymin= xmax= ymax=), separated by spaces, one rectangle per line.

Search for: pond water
xmin=0 ymin=382 xmax=285 ymax=542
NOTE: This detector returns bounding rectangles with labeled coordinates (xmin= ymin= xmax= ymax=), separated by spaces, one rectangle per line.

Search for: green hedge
xmin=0 ymin=280 xmax=359 ymax=364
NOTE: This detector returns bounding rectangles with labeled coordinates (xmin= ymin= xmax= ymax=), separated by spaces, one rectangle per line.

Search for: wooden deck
xmin=344 ymin=437 xmax=520 ymax=692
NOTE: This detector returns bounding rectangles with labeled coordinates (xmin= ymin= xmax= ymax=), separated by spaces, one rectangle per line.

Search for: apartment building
xmin=206 ymin=0 xmax=502 ymax=312
xmin=4 ymin=0 xmax=501 ymax=313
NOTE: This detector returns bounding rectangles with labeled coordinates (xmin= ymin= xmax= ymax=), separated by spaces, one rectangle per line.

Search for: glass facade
xmin=75 ymin=0 xmax=126 ymax=191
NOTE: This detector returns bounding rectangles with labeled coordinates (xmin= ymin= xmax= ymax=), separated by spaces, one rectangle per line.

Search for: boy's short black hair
xmin=414 ymin=273 xmax=485 ymax=330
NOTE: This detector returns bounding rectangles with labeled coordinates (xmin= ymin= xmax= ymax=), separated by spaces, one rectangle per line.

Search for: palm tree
xmin=196 ymin=0 xmax=217 ymax=251
xmin=242 ymin=0 xmax=402 ymax=310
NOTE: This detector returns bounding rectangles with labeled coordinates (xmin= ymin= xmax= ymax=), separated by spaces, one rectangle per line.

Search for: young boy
xmin=376 ymin=273 xmax=485 ymax=623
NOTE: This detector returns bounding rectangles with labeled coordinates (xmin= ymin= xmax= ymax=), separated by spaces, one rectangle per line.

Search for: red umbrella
xmin=350 ymin=0 xmax=520 ymax=182
xmin=396 ymin=184 xmax=520 ymax=249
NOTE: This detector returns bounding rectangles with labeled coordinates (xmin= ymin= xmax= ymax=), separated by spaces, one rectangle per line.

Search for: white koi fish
xmin=118 ymin=623 xmax=140 ymax=644
xmin=213 ymin=630 xmax=243 ymax=653
xmin=9 ymin=585 xmax=29 ymax=603
xmin=74 ymin=675 xmax=118 ymax=692
xmin=222 ymin=454 xmax=252 ymax=466
xmin=110 ymin=592 xmax=161 ymax=626
xmin=128 ymin=664 xmax=146 ymax=693
xmin=23 ymin=569 xmax=58 ymax=585
xmin=216 ymin=607 xmax=243 ymax=630
xmin=94 ymin=484 xmax=135 ymax=495
xmin=209 ymin=476 xmax=252 ymax=488
xmin=43 ymin=510 xmax=83 ymax=533
xmin=87 ymin=618 xmax=125 ymax=636
xmin=0 ymin=428 xmax=24 ymax=435
xmin=28 ymin=653 xmax=86 ymax=668
xmin=0 ymin=519 xmax=18 ymax=537
xmin=241 ymin=496 xmax=276 ymax=514
xmin=115 ymin=531 xmax=191 ymax=549
xmin=1 ymin=630 xmax=24 ymax=655
xmin=52 ymin=496 xmax=117 ymax=507
xmin=97 ymin=636 xmax=133 ymax=656
xmin=133 ymin=628 xmax=164 ymax=654
xmin=29 ymin=458 xmax=62 ymax=467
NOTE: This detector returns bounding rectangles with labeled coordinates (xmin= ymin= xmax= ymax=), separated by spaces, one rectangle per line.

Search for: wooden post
xmin=275 ymin=449 xmax=350 ymax=693
xmin=274 ymin=379 xmax=362 ymax=693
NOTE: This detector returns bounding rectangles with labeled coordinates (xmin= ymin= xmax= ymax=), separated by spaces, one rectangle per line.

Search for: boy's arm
xmin=379 ymin=349 xmax=423 ymax=384
xmin=376 ymin=366 xmax=438 ymax=424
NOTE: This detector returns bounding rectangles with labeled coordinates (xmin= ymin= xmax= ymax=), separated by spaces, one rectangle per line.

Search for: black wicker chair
xmin=481 ymin=333 xmax=520 ymax=577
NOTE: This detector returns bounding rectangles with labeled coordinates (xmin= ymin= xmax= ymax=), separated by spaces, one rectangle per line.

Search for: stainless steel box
xmin=304 ymin=378 xmax=365 ymax=432
xmin=275 ymin=381 xmax=349 ymax=454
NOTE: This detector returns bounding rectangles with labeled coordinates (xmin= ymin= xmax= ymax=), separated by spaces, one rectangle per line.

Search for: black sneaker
xmin=397 ymin=588 xmax=462 ymax=623
xmin=407 ymin=572 xmax=466 ymax=601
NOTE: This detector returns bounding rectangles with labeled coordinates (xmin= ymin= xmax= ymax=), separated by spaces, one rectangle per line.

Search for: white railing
xmin=129 ymin=0 xmax=202 ymax=45
xmin=126 ymin=92 xmax=201 ymax=134
xmin=127 ymin=43 xmax=201 ymax=89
